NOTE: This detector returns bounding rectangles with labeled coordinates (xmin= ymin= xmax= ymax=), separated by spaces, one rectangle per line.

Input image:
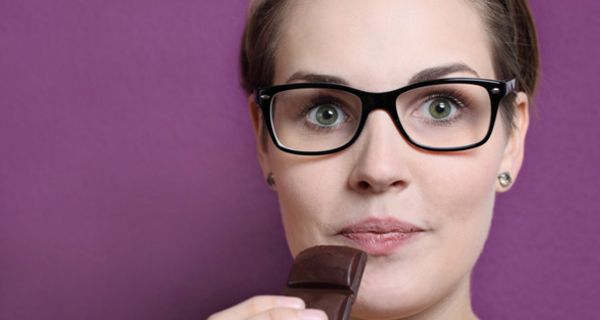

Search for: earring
xmin=498 ymin=172 xmax=512 ymax=188
xmin=266 ymin=172 xmax=276 ymax=187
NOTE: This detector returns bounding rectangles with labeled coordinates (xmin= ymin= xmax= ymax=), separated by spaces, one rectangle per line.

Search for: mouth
xmin=337 ymin=217 xmax=425 ymax=256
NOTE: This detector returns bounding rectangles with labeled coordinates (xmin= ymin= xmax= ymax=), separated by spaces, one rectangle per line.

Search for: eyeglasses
xmin=255 ymin=78 xmax=517 ymax=155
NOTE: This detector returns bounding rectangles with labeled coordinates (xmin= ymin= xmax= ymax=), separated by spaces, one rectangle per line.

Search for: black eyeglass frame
xmin=255 ymin=78 xmax=517 ymax=155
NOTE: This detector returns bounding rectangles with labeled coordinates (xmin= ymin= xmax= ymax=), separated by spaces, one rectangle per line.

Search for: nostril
xmin=358 ymin=181 xmax=370 ymax=190
xmin=391 ymin=181 xmax=404 ymax=188
xmin=354 ymin=179 xmax=406 ymax=193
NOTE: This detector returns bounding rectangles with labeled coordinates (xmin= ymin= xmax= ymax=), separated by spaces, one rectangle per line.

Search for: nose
xmin=348 ymin=110 xmax=412 ymax=194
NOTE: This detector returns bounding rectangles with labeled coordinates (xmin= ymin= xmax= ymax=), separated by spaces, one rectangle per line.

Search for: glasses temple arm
xmin=506 ymin=79 xmax=518 ymax=93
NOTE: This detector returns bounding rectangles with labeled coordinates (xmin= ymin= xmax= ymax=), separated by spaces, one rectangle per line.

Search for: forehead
xmin=275 ymin=0 xmax=495 ymax=91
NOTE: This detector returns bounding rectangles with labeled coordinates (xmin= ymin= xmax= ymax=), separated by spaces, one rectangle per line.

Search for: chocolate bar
xmin=284 ymin=245 xmax=368 ymax=320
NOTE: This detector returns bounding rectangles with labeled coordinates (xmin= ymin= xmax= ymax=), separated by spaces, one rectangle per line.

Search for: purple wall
xmin=0 ymin=1 xmax=598 ymax=319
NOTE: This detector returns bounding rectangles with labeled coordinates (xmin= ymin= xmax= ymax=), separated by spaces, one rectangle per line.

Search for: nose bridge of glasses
xmin=361 ymin=91 xmax=399 ymax=116
xmin=359 ymin=91 xmax=402 ymax=129
xmin=357 ymin=91 xmax=407 ymax=143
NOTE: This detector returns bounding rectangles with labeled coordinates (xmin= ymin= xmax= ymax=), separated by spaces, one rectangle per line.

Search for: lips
xmin=338 ymin=217 xmax=425 ymax=256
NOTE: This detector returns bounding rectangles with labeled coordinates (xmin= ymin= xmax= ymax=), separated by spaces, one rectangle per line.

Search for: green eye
xmin=312 ymin=104 xmax=339 ymax=126
xmin=428 ymin=98 xmax=453 ymax=119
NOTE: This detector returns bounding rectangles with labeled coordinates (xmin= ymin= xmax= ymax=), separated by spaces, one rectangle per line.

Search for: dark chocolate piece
xmin=284 ymin=245 xmax=368 ymax=320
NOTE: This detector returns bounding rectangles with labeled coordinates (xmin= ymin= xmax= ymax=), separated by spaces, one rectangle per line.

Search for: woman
xmin=211 ymin=0 xmax=538 ymax=319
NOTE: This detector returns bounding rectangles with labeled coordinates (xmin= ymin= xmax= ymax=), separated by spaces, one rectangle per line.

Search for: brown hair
xmin=472 ymin=0 xmax=540 ymax=128
xmin=240 ymin=0 xmax=539 ymax=130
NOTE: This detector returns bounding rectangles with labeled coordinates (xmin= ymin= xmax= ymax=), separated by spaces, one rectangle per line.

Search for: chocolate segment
xmin=284 ymin=246 xmax=367 ymax=320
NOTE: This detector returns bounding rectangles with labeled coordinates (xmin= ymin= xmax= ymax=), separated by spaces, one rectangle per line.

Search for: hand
xmin=207 ymin=295 xmax=328 ymax=320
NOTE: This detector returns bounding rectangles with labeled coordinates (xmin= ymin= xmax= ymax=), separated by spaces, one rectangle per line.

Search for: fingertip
xmin=275 ymin=296 xmax=305 ymax=309
xmin=300 ymin=309 xmax=328 ymax=320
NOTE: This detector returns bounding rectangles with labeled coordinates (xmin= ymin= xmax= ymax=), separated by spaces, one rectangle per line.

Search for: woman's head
xmin=240 ymin=0 xmax=538 ymax=318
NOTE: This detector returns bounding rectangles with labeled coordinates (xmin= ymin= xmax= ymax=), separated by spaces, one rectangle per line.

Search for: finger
xmin=207 ymin=295 xmax=305 ymax=320
xmin=247 ymin=308 xmax=328 ymax=320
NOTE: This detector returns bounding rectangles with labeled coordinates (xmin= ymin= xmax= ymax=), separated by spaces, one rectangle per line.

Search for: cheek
xmin=410 ymin=136 xmax=504 ymax=273
xmin=417 ymin=151 xmax=498 ymax=218
xmin=268 ymin=152 xmax=344 ymax=256
xmin=415 ymin=145 xmax=501 ymax=250
xmin=415 ymin=117 xmax=509 ymax=223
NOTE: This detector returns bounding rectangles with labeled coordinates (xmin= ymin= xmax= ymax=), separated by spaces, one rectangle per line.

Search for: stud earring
xmin=266 ymin=172 xmax=276 ymax=187
xmin=498 ymin=172 xmax=512 ymax=188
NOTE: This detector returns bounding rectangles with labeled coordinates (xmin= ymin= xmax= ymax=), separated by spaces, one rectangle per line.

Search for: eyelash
xmin=297 ymin=98 xmax=352 ymax=131
xmin=292 ymin=89 xmax=472 ymax=130
xmin=418 ymin=89 xmax=471 ymax=125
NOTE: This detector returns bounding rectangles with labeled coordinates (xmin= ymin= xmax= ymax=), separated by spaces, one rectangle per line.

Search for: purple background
xmin=0 ymin=1 xmax=598 ymax=319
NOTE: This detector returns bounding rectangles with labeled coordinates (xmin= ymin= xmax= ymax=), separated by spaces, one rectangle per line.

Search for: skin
xmin=211 ymin=0 xmax=529 ymax=319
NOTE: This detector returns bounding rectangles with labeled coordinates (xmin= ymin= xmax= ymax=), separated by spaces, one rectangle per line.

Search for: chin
xmin=351 ymin=301 xmax=424 ymax=320
xmin=350 ymin=280 xmax=429 ymax=320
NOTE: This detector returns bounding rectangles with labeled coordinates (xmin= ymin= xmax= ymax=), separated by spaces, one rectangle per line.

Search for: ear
xmin=497 ymin=92 xmax=530 ymax=192
xmin=248 ymin=95 xmax=271 ymax=180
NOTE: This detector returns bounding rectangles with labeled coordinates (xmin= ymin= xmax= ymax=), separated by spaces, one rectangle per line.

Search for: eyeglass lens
xmin=270 ymin=83 xmax=492 ymax=152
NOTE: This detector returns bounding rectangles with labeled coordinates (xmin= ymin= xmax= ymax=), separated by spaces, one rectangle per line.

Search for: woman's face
xmin=250 ymin=0 xmax=528 ymax=318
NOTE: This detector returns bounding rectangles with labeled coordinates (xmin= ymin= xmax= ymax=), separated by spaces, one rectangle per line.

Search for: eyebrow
xmin=286 ymin=72 xmax=349 ymax=85
xmin=285 ymin=63 xmax=480 ymax=87
xmin=408 ymin=63 xmax=479 ymax=84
